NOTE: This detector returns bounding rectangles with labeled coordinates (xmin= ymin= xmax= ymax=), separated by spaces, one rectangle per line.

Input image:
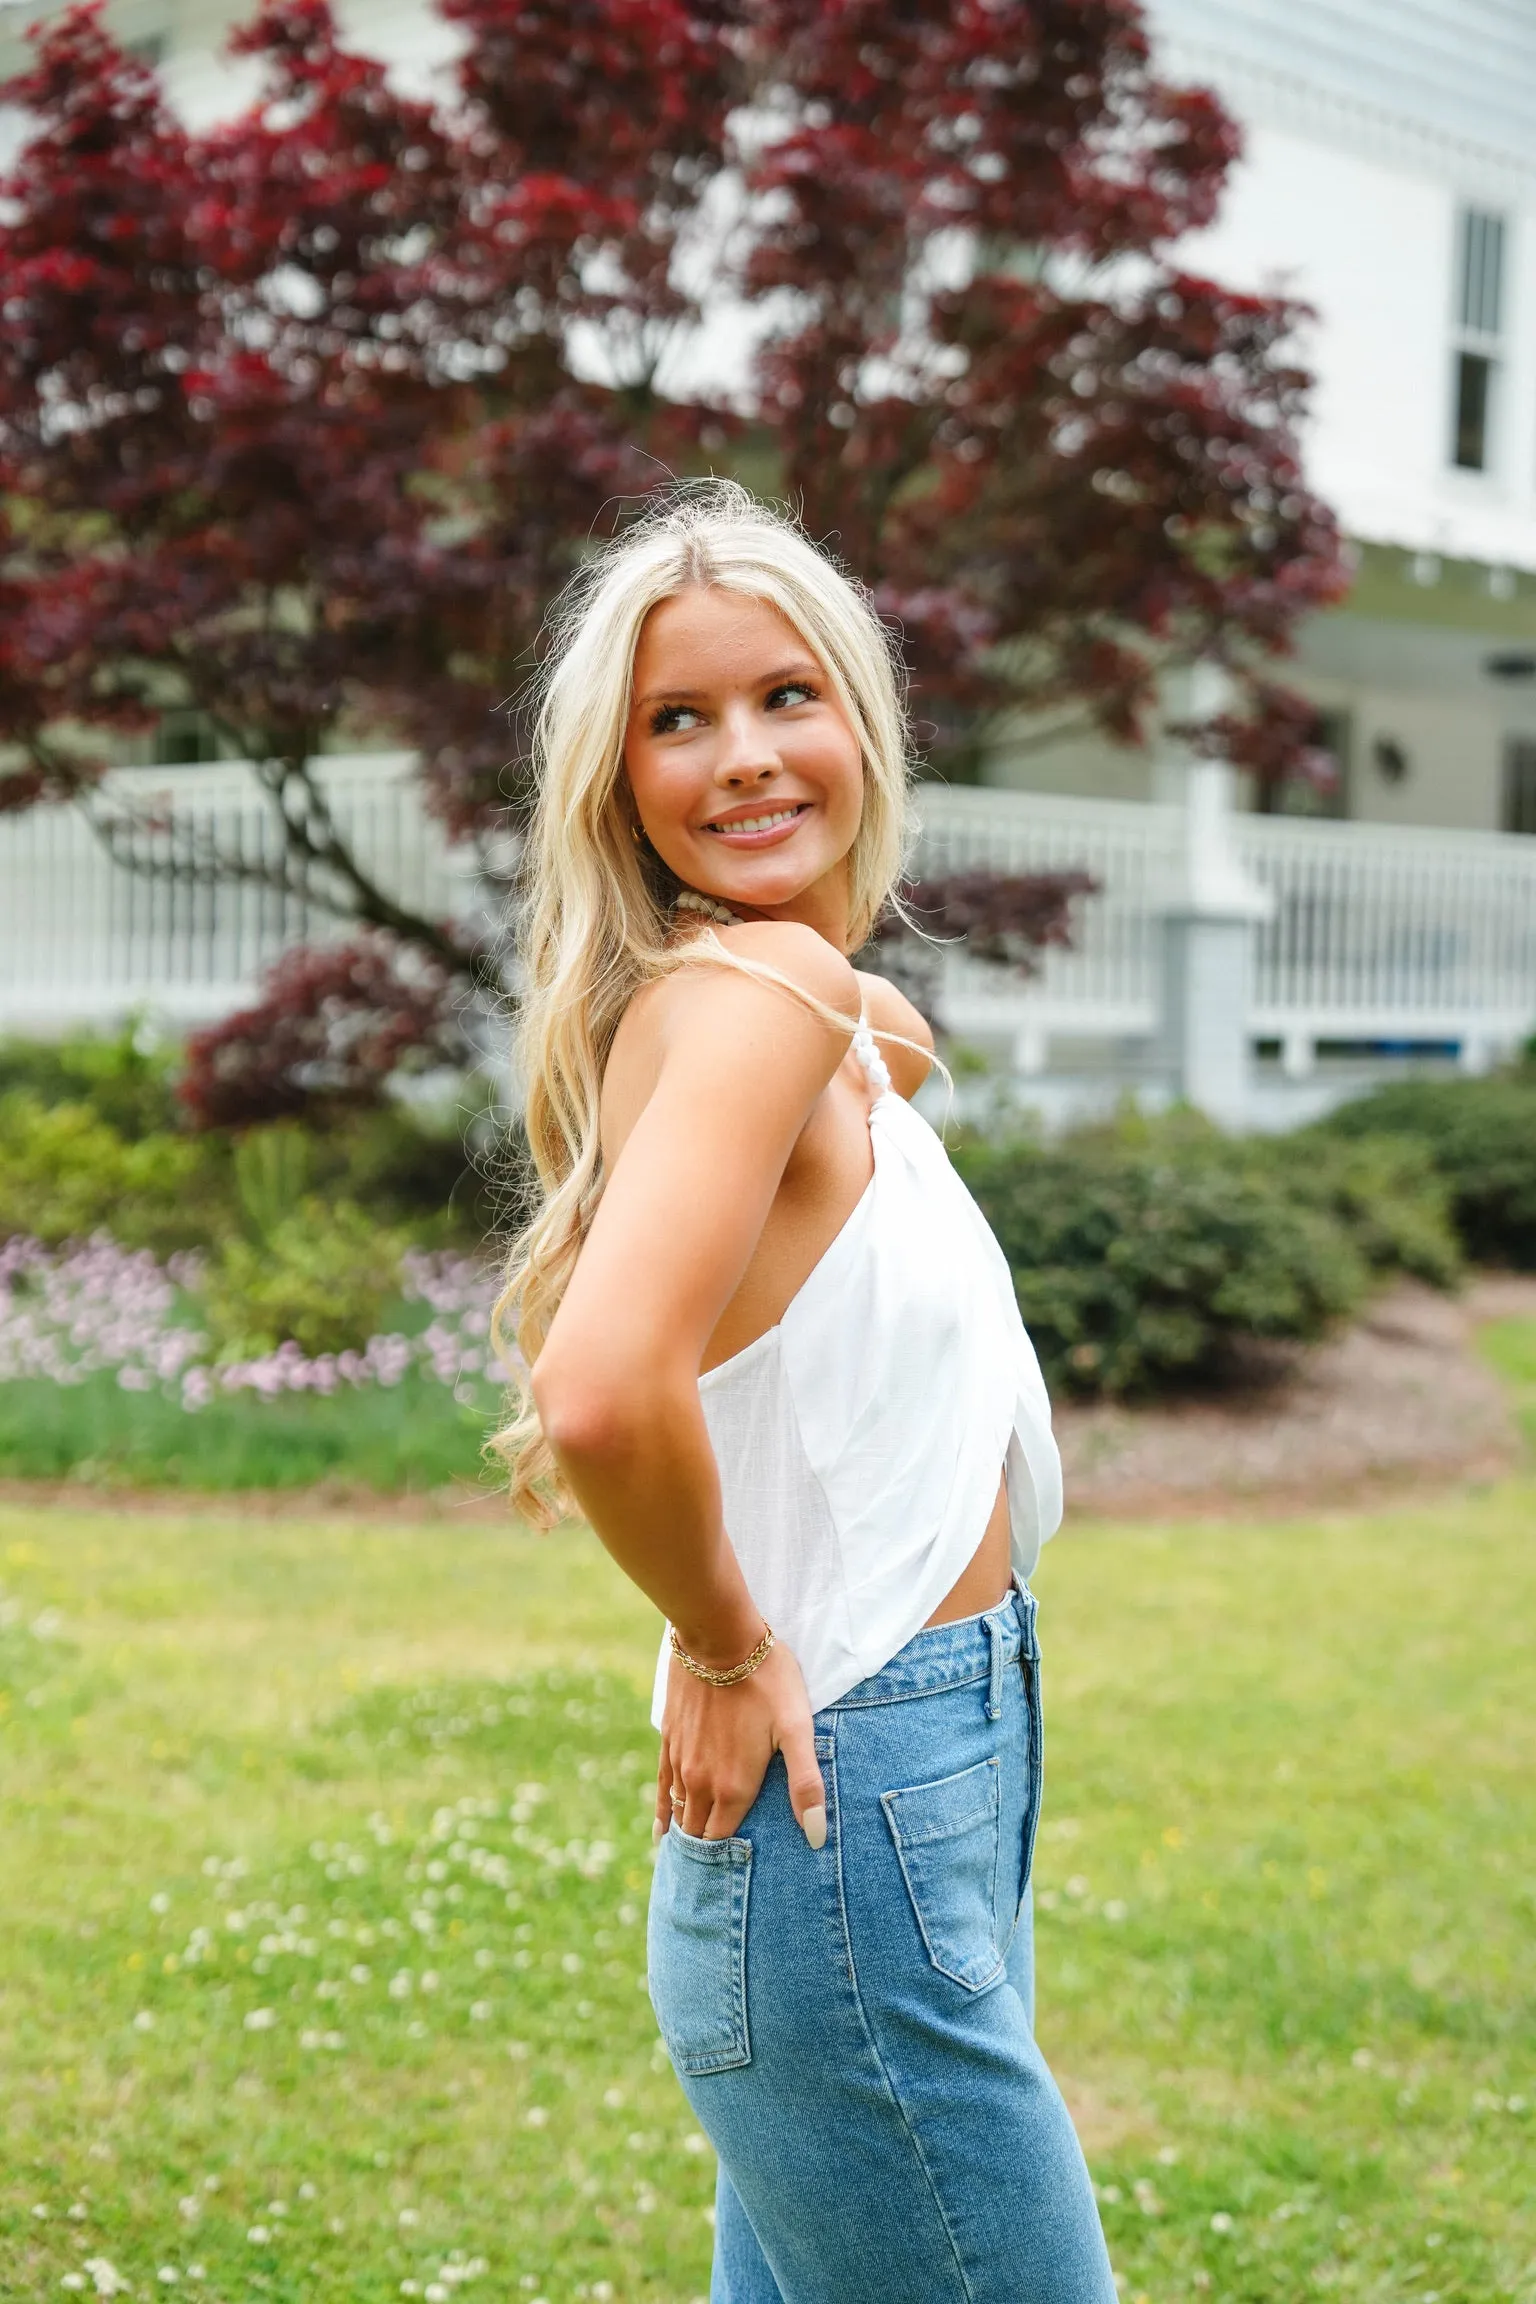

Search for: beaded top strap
xmin=851 ymin=1009 xmax=892 ymax=1094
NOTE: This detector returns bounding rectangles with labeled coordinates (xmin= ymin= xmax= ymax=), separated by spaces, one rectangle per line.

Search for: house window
xmin=1503 ymin=737 xmax=1536 ymax=833
xmin=1451 ymin=207 xmax=1506 ymax=472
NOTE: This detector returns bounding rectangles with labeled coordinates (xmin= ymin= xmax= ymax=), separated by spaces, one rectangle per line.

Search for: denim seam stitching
xmin=828 ymin=1719 xmax=980 ymax=2303
xmin=832 ymin=1657 xmax=1013 ymax=1711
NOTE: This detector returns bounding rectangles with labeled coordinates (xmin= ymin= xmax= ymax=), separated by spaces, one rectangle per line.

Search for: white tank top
xmin=648 ymin=1013 xmax=1063 ymax=1726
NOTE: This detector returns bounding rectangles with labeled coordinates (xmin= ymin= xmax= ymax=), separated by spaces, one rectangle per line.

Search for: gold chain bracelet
xmin=669 ymin=1621 xmax=776 ymax=1687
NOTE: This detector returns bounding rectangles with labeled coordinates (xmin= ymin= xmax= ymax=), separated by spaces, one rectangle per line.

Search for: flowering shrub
xmin=0 ymin=1234 xmax=502 ymax=1413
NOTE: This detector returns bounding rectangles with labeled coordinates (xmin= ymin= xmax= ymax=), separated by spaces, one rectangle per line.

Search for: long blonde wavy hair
xmin=489 ymin=481 xmax=925 ymax=1526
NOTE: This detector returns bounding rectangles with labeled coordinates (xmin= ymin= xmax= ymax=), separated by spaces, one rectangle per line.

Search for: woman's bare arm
xmin=529 ymin=921 xmax=860 ymax=1843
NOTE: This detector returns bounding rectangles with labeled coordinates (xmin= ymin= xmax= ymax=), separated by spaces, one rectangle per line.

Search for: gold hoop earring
xmin=630 ymin=819 xmax=645 ymax=847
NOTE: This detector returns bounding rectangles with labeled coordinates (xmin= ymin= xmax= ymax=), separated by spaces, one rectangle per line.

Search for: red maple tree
xmin=0 ymin=0 xmax=1346 ymax=1112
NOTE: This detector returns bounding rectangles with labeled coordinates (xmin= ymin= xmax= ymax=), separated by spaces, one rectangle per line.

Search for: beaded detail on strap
xmin=851 ymin=1011 xmax=892 ymax=1095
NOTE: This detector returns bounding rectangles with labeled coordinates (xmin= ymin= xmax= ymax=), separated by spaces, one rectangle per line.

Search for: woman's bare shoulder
xmin=603 ymin=922 xmax=861 ymax=1147
xmin=851 ymin=967 xmax=936 ymax=1100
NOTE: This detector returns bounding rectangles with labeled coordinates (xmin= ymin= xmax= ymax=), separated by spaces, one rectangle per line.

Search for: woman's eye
xmin=648 ymin=703 xmax=702 ymax=735
xmin=766 ymin=681 xmax=817 ymax=710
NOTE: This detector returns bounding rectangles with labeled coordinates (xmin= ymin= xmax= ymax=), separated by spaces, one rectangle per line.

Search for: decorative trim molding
xmin=1160 ymin=37 xmax=1536 ymax=203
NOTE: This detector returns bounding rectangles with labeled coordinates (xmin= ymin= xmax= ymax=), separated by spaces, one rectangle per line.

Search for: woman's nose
xmin=715 ymin=710 xmax=780 ymax=785
xmin=720 ymin=757 xmax=778 ymax=787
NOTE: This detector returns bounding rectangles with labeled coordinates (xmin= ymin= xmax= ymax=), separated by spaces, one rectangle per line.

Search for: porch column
xmin=1155 ymin=672 xmax=1273 ymax=1129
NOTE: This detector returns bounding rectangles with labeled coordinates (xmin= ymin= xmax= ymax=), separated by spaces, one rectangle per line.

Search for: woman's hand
xmin=655 ymin=1639 xmax=827 ymax=1847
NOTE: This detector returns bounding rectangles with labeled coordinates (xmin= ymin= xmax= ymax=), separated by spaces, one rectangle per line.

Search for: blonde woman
xmin=495 ymin=485 xmax=1115 ymax=2303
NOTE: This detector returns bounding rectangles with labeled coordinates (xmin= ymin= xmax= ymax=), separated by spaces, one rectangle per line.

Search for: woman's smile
xmin=700 ymin=800 xmax=813 ymax=847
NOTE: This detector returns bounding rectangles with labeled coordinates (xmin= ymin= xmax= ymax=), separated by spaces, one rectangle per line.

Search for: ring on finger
xmin=669 ymin=1789 xmax=686 ymax=1808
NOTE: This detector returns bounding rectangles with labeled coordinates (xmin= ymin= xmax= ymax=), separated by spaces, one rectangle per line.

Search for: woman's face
xmin=623 ymin=587 xmax=864 ymax=942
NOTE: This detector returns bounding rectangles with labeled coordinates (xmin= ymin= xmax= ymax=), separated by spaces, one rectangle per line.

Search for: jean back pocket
xmin=646 ymin=1828 xmax=753 ymax=2076
xmin=882 ymin=1757 xmax=1004 ymax=1992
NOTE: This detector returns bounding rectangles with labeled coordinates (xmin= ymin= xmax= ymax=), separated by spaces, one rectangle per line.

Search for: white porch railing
xmin=913 ymin=783 xmax=1536 ymax=1075
xmin=1237 ymin=813 xmax=1536 ymax=1070
xmin=0 ymin=755 xmax=471 ymax=1030
xmin=2 ymin=758 xmax=1534 ymax=1094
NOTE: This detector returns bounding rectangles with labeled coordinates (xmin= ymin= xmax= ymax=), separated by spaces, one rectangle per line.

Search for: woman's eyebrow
xmin=634 ymin=660 xmax=822 ymax=708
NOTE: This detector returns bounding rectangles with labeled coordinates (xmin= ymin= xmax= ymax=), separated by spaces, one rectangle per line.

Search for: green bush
xmin=0 ymin=1092 xmax=233 ymax=1254
xmin=955 ymin=1129 xmax=1370 ymax=1397
xmin=0 ymin=1020 xmax=181 ymax=1138
xmin=1317 ymin=1074 xmax=1536 ymax=1268
xmin=1231 ymin=1129 xmax=1462 ymax=1290
xmin=197 ymin=1196 xmax=413 ymax=1360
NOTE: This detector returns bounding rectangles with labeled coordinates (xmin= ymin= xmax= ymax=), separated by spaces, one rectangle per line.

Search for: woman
xmin=494 ymin=484 xmax=1115 ymax=2304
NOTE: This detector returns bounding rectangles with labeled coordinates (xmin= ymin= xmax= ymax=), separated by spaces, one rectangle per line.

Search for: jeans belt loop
xmin=985 ymin=1606 xmax=1005 ymax=1722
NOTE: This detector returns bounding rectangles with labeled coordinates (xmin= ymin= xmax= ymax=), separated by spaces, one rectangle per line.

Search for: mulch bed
xmin=1056 ymin=1275 xmax=1536 ymax=1522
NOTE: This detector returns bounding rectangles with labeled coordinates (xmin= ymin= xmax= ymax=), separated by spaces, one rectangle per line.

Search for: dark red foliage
xmin=0 ymin=0 xmax=1348 ymax=990
xmin=1186 ymin=679 xmax=1342 ymax=811
xmin=178 ymin=934 xmax=471 ymax=1129
xmin=894 ymin=871 xmax=1101 ymax=968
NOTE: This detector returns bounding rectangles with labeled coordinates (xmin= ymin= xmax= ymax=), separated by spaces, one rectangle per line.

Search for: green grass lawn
xmin=0 ymin=1373 xmax=496 ymax=1495
xmin=1 ymin=1487 xmax=1532 ymax=2303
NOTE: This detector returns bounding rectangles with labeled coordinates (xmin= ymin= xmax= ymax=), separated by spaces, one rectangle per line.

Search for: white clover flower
xmin=426 ymin=2287 xmax=450 ymax=2303
xmin=602 ymin=2087 xmax=624 ymax=2109
xmin=349 ymin=1964 xmax=372 ymax=1984
xmin=1210 ymin=2210 xmax=1235 ymax=2234
xmin=61 ymin=2278 xmax=85 ymax=2293
xmin=149 ymin=1893 xmax=171 ymax=1916
xmin=298 ymin=2183 xmax=316 ymax=2201
xmin=243 ymin=2008 xmax=276 ymax=2031
xmin=83 ymin=2260 xmax=130 ymax=2297
xmin=177 ymin=2196 xmax=200 ymax=2222
xmin=247 ymin=2226 xmax=271 ymax=2244
xmin=469 ymin=2001 xmax=492 ymax=2022
xmin=523 ymin=2107 xmax=549 ymax=2128
xmin=157 ymin=2269 xmax=179 ymax=2284
xmin=398 ymin=2210 xmax=420 ymax=2228
xmin=132 ymin=2011 xmax=156 ymax=2032
xmin=32 ymin=2203 xmax=50 ymax=2219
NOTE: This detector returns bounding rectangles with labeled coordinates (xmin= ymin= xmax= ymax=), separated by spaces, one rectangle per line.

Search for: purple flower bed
xmin=0 ymin=1235 xmax=503 ymax=1412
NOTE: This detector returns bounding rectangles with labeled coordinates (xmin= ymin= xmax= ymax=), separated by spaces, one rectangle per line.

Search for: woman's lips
xmin=700 ymin=802 xmax=810 ymax=848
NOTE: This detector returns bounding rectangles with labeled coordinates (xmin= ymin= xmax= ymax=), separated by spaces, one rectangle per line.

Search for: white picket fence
xmin=3 ymin=756 xmax=1535 ymax=1084
xmin=0 ymin=756 xmax=471 ymax=1028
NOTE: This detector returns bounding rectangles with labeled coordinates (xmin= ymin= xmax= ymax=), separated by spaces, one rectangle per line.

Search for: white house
xmin=996 ymin=0 xmax=1536 ymax=839
xmin=2 ymin=0 xmax=1535 ymax=1123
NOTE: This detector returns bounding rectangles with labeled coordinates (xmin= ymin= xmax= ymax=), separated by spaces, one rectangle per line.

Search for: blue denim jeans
xmin=647 ymin=1582 xmax=1117 ymax=2303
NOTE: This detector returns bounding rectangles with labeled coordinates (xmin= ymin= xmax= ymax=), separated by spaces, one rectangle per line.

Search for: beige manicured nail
xmin=803 ymin=1804 xmax=827 ymax=1851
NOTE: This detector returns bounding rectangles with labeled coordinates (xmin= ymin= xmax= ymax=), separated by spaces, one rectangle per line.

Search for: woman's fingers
xmin=681 ymin=1783 xmax=711 ymax=1840
xmin=654 ymin=1738 xmax=674 ymax=1842
xmin=777 ymin=1705 xmax=827 ymax=1849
